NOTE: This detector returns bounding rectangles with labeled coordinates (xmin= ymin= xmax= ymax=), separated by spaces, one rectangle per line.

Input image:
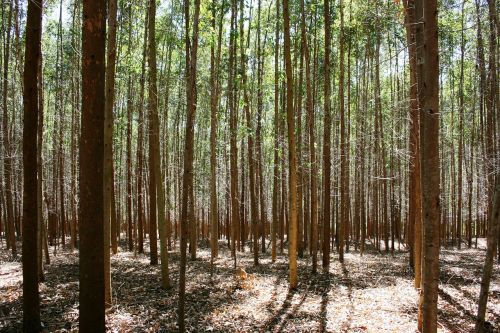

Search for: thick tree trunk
xmin=22 ymin=0 xmax=42 ymax=329
xmin=475 ymin=168 xmax=499 ymax=332
xmin=79 ymin=0 xmax=106 ymax=330
xmin=475 ymin=0 xmax=498 ymax=329
xmin=419 ymin=0 xmax=441 ymax=331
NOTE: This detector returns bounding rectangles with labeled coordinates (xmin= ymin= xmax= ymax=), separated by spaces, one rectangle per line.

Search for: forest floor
xmin=0 ymin=238 xmax=499 ymax=333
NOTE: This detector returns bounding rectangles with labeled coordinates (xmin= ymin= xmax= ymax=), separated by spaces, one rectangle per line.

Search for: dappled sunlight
xmin=1 ymin=239 xmax=498 ymax=332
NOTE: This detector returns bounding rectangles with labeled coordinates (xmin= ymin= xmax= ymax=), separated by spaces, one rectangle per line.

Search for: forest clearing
xmin=0 ymin=0 xmax=499 ymax=331
xmin=1 ymin=240 xmax=499 ymax=332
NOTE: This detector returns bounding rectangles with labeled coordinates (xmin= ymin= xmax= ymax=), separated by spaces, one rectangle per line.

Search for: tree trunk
xmin=210 ymin=0 xmax=223 ymax=262
xmin=283 ymin=0 xmax=298 ymax=289
xmin=22 ymin=0 xmax=42 ymax=329
xmin=228 ymin=0 xmax=239 ymax=264
xmin=136 ymin=8 xmax=149 ymax=255
xmin=300 ymin=0 xmax=316 ymax=272
xmin=338 ymin=0 xmax=346 ymax=263
xmin=322 ymin=0 xmax=331 ymax=269
xmin=272 ymin=0 xmax=280 ymax=263
xmin=104 ymin=0 xmax=118 ymax=308
xmin=475 ymin=167 xmax=499 ymax=332
xmin=419 ymin=0 xmax=441 ymax=331
xmin=403 ymin=0 xmax=422 ymax=287
xmin=3 ymin=0 xmax=16 ymax=256
xmin=148 ymin=0 xmax=170 ymax=289
xmin=79 ymin=0 xmax=106 ymax=330
xmin=178 ymin=0 xmax=201 ymax=330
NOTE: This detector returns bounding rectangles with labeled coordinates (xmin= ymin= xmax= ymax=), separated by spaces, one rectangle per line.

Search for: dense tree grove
xmin=0 ymin=0 xmax=498 ymax=332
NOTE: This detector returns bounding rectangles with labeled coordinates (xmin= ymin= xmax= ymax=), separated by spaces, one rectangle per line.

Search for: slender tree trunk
xmin=123 ymin=2 xmax=133 ymax=256
xmin=103 ymin=0 xmax=118 ymax=308
xmin=256 ymin=0 xmax=268 ymax=256
xmin=283 ymin=0 xmax=298 ymax=289
xmin=271 ymin=0 xmax=280 ymax=263
xmin=300 ymin=0 xmax=316 ymax=272
xmin=456 ymin=0 xmax=466 ymax=251
xmin=228 ymin=0 xmax=239 ymax=263
xmin=322 ymin=0 xmax=331 ymax=269
xmin=338 ymin=0 xmax=346 ymax=263
xmin=210 ymin=0 xmax=223 ymax=262
xmin=37 ymin=50 xmax=46 ymax=282
xmin=403 ymin=0 xmax=422 ymax=287
xmin=148 ymin=0 xmax=170 ymax=289
xmin=136 ymin=8 xmax=148 ymax=255
xmin=239 ymin=0 xmax=258 ymax=266
xmin=69 ymin=2 xmax=78 ymax=253
xmin=178 ymin=0 xmax=201 ymax=330
xmin=57 ymin=0 xmax=66 ymax=248
xmin=3 ymin=0 xmax=15 ymax=256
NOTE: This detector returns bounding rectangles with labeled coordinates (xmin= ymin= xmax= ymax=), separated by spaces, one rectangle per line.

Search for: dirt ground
xmin=0 ymin=238 xmax=499 ymax=332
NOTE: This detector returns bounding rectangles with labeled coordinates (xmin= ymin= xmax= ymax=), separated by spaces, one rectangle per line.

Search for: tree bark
xmin=3 ymin=0 xmax=15 ymax=256
xmin=79 ymin=0 xmax=106 ymax=330
xmin=22 ymin=0 xmax=42 ymax=329
xmin=419 ymin=0 xmax=441 ymax=331
xmin=210 ymin=0 xmax=223 ymax=262
xmin=272 ymin=0 xmax=280 ymax=263
xmin=283 ymin=0 xmax=298 ymax=289
xmin=322 ymin=0 xmax=331 ymax=269
xmin=178 ymin=0 xmax=201 ymax=330
xmin=228 ymin=0 xmax=239 ymax=263
xmin=136 ymin=8 xmax=149 ymax=255
xmin=104 ymin=0 xmax=118 ymax=307
xmin=148 ymin=0 xmax=170 ymax=289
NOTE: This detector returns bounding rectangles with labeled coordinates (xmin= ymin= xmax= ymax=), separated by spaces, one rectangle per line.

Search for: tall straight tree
xmin=178 ymin=0 xmax=201 ymax=330
xmin=300 ymin=0 xmax=317 ymax=272
xmin=338 ymin=0 xmax=346 ymax=263
xmin=136 ymin=8 xmax=149 ymax=255
xmin=79 ymin=0 xmax=106 ymax=330
xmin=240 ymin=0 xmax=259 ymax=266
xmin=3 ymin=0 xmax=15 ymax=256
xmin=283 ymin=0 xmax=298 ymax=289
xmin=271 ymin=0 xmax=280 ymax=263
xmin=475 ymin=0 xmax=499 ymax=331
xmin=402 ymin=0 xmax=422 ymax=286
xmin=322 ymin=0 xmax=331 ymax=269
xmin=418 ymin=0 xmax=441 ymax=331
xmin=210 ymin=0 xmax=223 ymax=262
xmin=148 ymin=0 xmax=170 ymax=289
xmin=22 ymin=0 xmax=42 ymax=330
xmin=104 ymin=0 xmax=118 ymax=307
xmin=228 ymin=0 xmax=239 ymax=261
